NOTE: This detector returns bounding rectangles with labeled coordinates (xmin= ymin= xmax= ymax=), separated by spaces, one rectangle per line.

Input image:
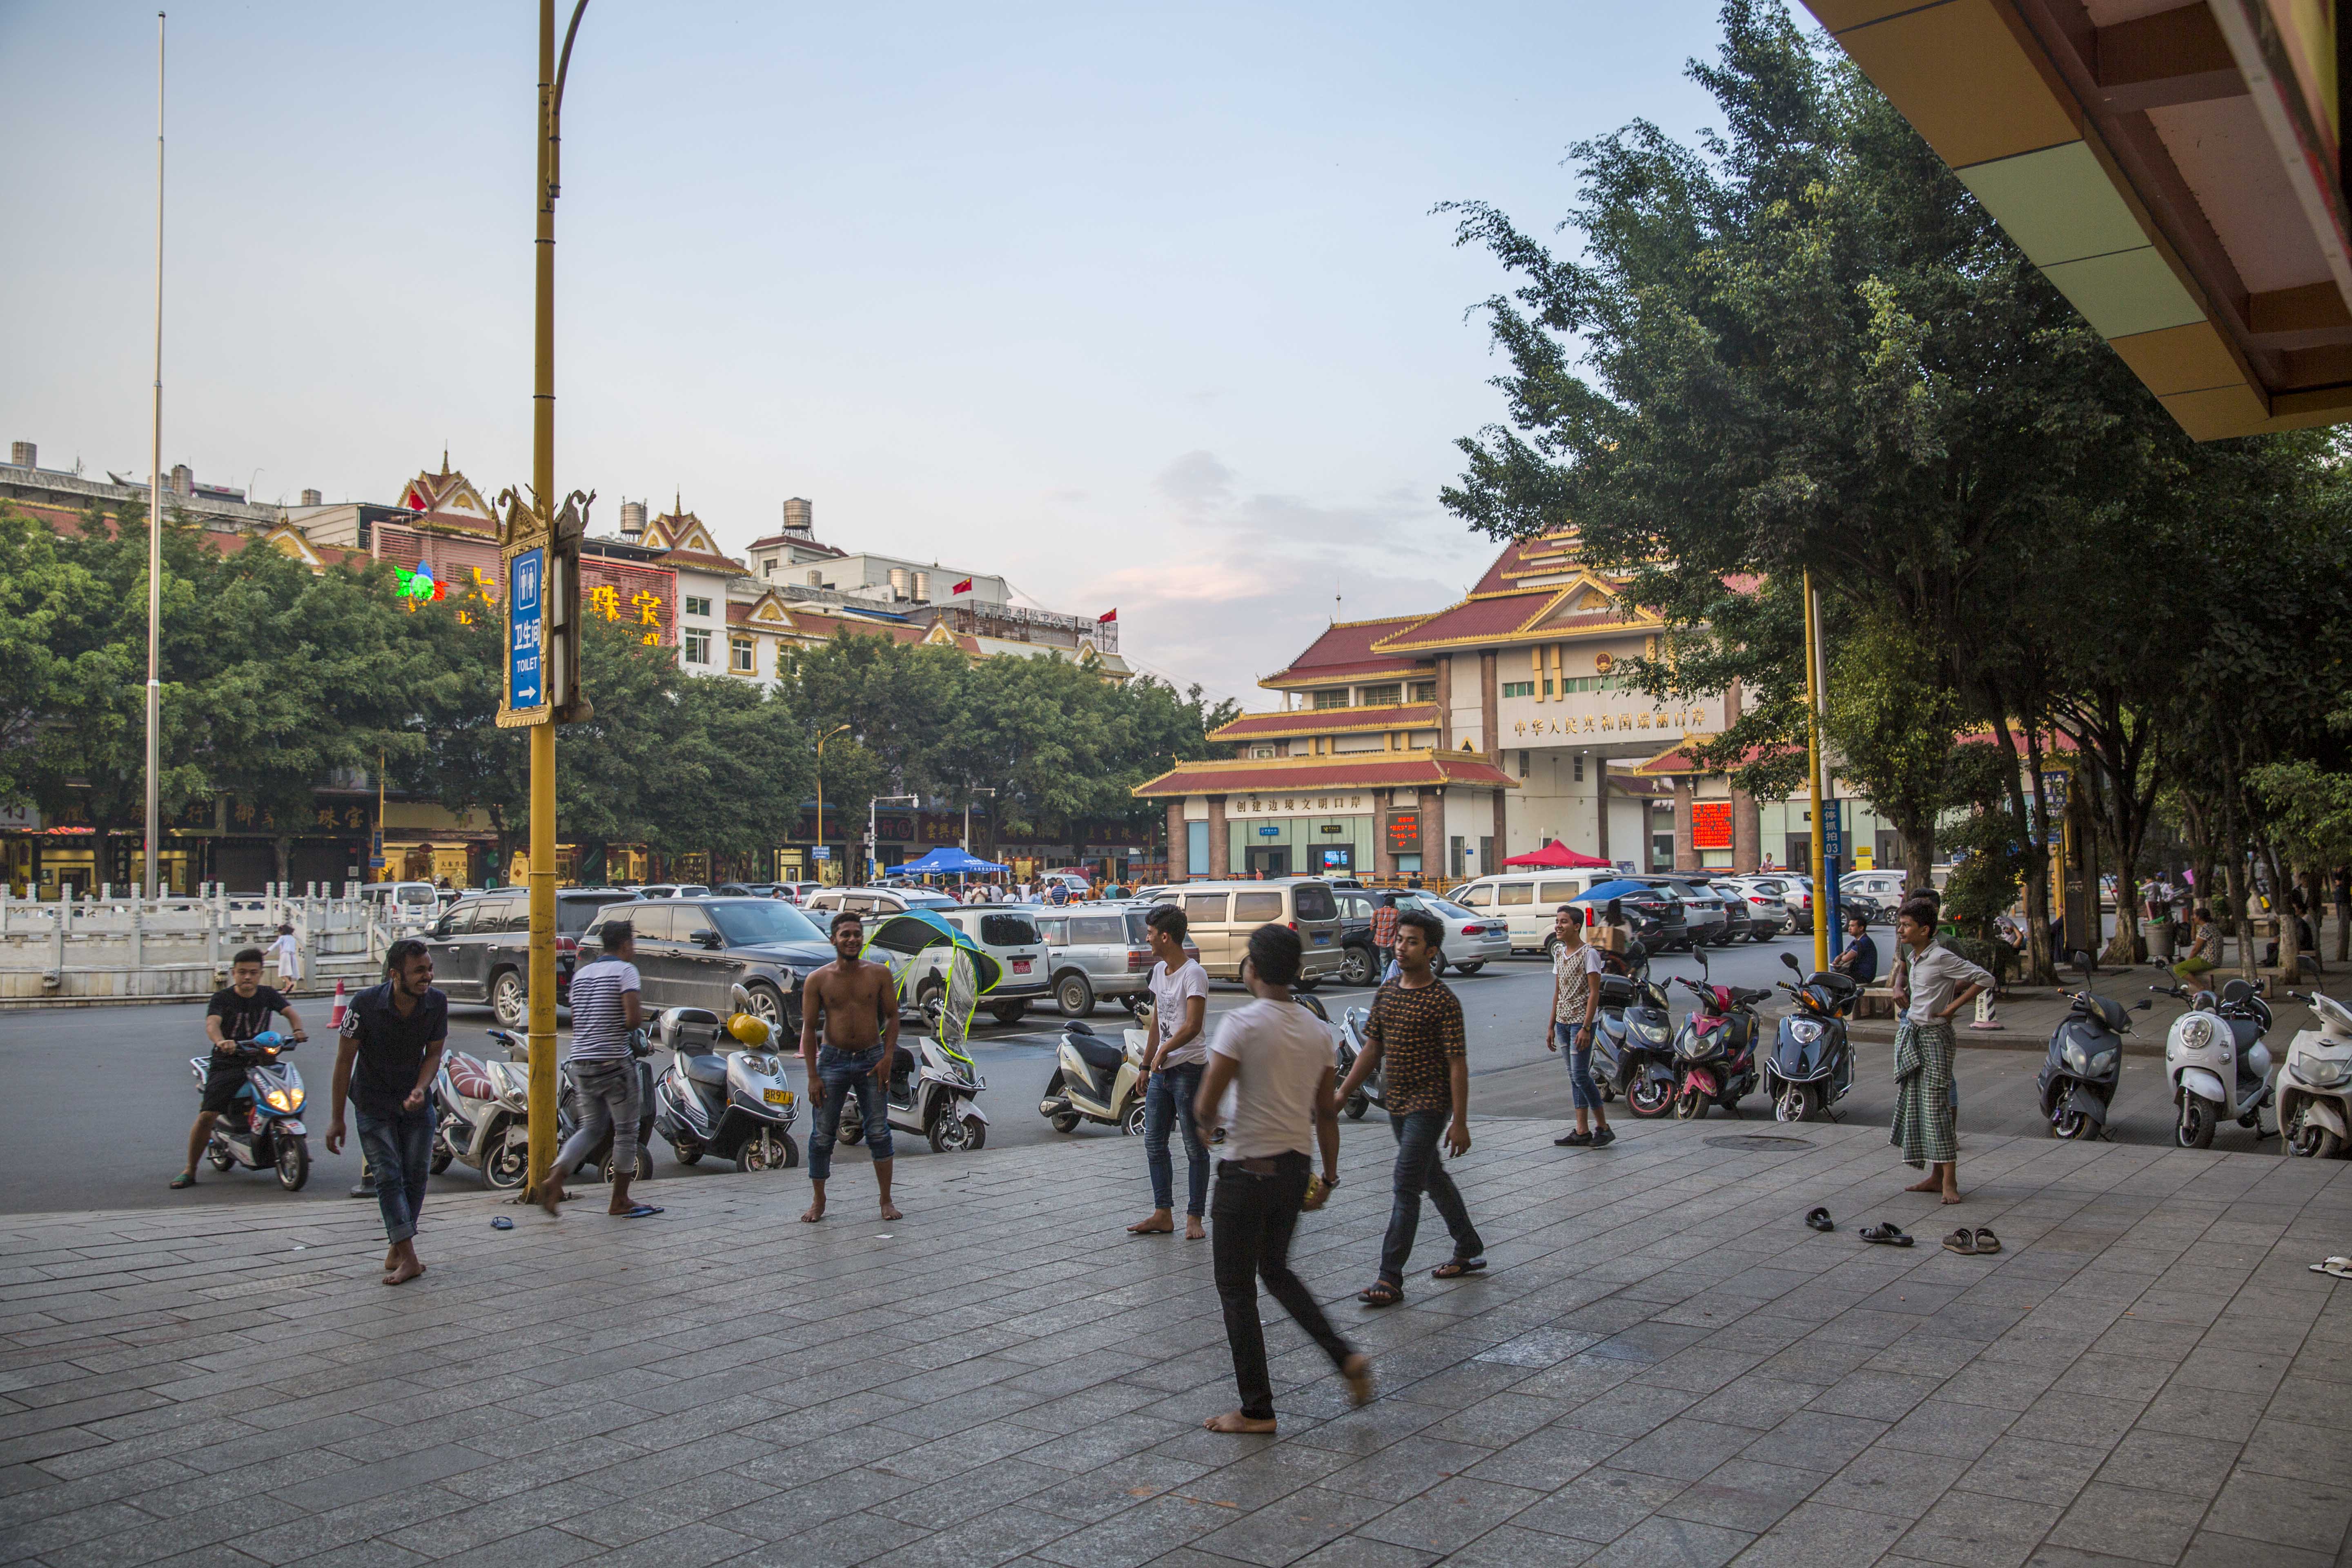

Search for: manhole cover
xmin=1702 ymin=1134 xmax=1813 ymax=1151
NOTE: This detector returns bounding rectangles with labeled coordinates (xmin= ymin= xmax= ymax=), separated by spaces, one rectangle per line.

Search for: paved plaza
xmin=2 ymin=1112 xmax=2348 ymax=1568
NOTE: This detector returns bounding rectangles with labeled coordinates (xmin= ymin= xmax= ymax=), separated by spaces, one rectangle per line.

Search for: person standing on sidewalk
xmin=797 ymin=911 xmax=901 ymax=1223
xmin=1547 ymin=906 xmax=1613 ymax=1149
xmin=325 ymin=940 xmax=446 ymax=1285
xmin=539 ymin=921 xmax=656 ymax=1219
xmin=1129 ymin=904 xmax=1211 ymax=1239
xmin=1888 ymin=898 xmax=1989 ymax=1206
xmin=1339 ymin=910 xmax=1483 ymax=1306
xmin=1191 ymin=924 xmax=1371 ymax=1432
xmin=175 ymin=948 xmax=307 ymax=1189
xmin=1371 ymin=893 xmax=1399 ymax=978
xmin=267 ymin=923 xmax=301 ymax=990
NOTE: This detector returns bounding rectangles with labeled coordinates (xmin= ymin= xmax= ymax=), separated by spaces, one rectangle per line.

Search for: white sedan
xmin=1396 ymin=894 xmax=1513 ymax=976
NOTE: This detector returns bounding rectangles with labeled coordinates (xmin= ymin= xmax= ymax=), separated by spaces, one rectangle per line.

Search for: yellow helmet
xmin=727 ymin=1012 xmax=772 ymax=1047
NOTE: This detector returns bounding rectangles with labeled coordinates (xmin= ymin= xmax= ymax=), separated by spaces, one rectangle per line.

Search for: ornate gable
xmin=259 ymin=522 xmax=325 ymax=570
xmin=748 ymin=592 xmax=795 ymax=630
xmin=398 ymin=453 xmax=493 ymax=527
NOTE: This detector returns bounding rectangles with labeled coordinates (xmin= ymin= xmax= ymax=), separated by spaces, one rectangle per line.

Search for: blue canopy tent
xmin=1580 ymin=878 xmax=1656 ymax=903
xmin=893 ymin=846 xmax=1009 ymax=876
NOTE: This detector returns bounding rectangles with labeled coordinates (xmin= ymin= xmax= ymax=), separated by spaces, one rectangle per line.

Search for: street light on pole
xmin=870 ymin=794 xmax=918 ymax=886
xmin=962 ymin=788 xmax=996 ymax=852
xmin=814 ymin=724 xmax=849 ymax=885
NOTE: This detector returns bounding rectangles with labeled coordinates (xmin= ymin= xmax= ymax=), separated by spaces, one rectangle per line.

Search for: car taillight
xmin=1461 ymin=924 xmax=1485 ymax=935
xmin=1127 ymin=947 xmax=1150 ymax=971
xmin=555 ymin=937 xmax=577 ymax=954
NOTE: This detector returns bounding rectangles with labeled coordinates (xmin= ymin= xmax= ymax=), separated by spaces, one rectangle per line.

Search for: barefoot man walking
xmin=798 ymin=910 xmax=901 ymax=1223
xmin=1889 ymin=896 xmax=1990 ymax=1205
xmin=325 ymin=940 xmax=445 ymax=1285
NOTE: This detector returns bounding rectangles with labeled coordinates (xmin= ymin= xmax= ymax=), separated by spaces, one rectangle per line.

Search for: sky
xmin=0 ymin=2 xmax=1742 ymax=706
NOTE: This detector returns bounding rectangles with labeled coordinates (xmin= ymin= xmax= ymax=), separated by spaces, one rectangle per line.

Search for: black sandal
xmin=1858 ymin=1223 xmax=1914 ymax=1247
xmin=1804 ymin=1207 xmax=1833 ymax=1232
xmin=1357 ymin=1282 xmax=1403 ymax=1307
xmin=1431 ymin=1258 xmax=1487 ymax=1279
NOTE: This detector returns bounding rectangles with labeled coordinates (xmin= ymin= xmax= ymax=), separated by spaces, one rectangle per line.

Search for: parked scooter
xmin=1590 ymin=951 xmax=1678 ymax=1117
xmin=1666 ymin=949 xmax=1769 ymax=1119
xmin=2152 ymin=968 xmax=2276 ymax=1149
xmin=1337 ymin=1003 xmax=1386 ymax=1120
xmin=557 ymin=1029 xmax=658 ymax=1182
xmin=2036 ymin=952 xmax=2147 ymax=1141
xmin=1763 ymin=951 xmax=1861 ymax=1123
xmin=186 ymin=1031 xmax=311 ymax=1191
xmin=1041 ymin=1017 xmax=1147 ymax=1136
xmin=835 ymin=1023 xmax=989 ymax=1154
xmin=649 ymin=1002 xmax=800 ymax=1172
xmin=2278 ymin=989 xmax=2352 ymax=1158
xmin=432 ymin=1029 xmax=532 ymax=1189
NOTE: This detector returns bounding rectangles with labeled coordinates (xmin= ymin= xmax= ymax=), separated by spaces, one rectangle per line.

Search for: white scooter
xmin=432 ymin=1029 xmax=533 ymax=1189
xmin=649 ymin=1002 xmax=800 ymax=1173
xmin=1041 ymin=1018 xmax=1148 ymax=1136
xmin=836 ymin=1028 xmax=989 ymax=1153
xmin=2278 ymin=989 xmax=2352 ymax=1158
xmin=2154 ymin=972 xmax=2276 ymax=1149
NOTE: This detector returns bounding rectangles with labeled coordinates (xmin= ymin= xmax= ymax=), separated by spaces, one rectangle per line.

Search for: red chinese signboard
xmin=1692 ymin=801 xmax=1733 ymax=851
xmin=1385 ymin=811 xmax=1421 ymax=855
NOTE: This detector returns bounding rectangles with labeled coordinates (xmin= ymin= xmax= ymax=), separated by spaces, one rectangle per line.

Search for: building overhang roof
xmin=1209 ymin=704 xmax=1441 ymax=742
xmin=1804 ymin=0 xmax=2352 ymax=440
xmin=1131 ymin=750 xmax=1518 ymax=799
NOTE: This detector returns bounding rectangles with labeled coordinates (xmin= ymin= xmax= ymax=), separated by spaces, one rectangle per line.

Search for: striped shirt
xmin=566 ymin=959 xmax=641 ymax=1063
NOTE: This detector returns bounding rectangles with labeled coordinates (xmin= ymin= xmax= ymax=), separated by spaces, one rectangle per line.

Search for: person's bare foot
xmin=1941 ymin=1187 xmax=1963 ymax=1204
xmin=1185 ymin=1218 xmax=1205 ymax=1241
xmin=538 ymin=1183 xmax=565 ymax=1217
xmin=1904 ymin=1176 xmax=1942 ymax=1193
xmin=383 ymin=1256 xmax=424 ymax=1286
xmin=1341 ymin=1353 xmax=1374 ymax=1408
xmin=1204 ymin=1410 xmax=1278 ymax=1434
xmin=1127 ymin=1212 xmax=1175 ymax=1235
xmin=880 ymin=1201 xmax=903 ymax=1221
xmin=800 ymin=1197 xmax=826 ymax=1223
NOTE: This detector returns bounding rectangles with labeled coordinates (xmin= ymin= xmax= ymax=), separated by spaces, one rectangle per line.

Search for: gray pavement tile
xmin=1352 ymin=1475 xmax=1542 ymax=1555
xmin=1018 ymin=1414 xmax=1194 ymax=1474
xmin=1283 ymin=1536 xmax=1439 ymax=1568
xmin=1880 ymin=1399 xmax=2022 ymax=1462
xmin=1721 ymin=1499 xmax=1909 ymax=1566
xmin=1511 ymin=1467 xmax=1689 ymax=1545
xmin=1459 ymin=1424 xmax=1629 ymax=1492
xmin=1739 ymin=1411 xmax=1888 ymax=1474
xmin=2129 ymin=1386 xmax=2258 ymax=1446
xmin=1584 ymin=1514 xmax=1754 ymax=1568
xmin=2095 ymin=1427 xmax=2244 ymax=1500
xmin=2016 ymin=1548 xmax=2167 ymax=1568
xmin=1181 ymin=1481 xmax=1396 ymax=1568
xmin=2050 ymin=1353 xmax=2175 ymax=1405
xmin=1020 ymin=1453 xmax=1215 ymax=1524
xmin=2174 ymin=1528 xmax=2331 ymax=1567
xmin=258 ymin=1539 xmax=431 ymax=1568
xmin=1319 ymin=1437 xmax=1493 ymax=1500
xmin=704 ymin=1509 xmax=929 ymax=1568
xmin=2006 ymin=1392 xmax=2146 ymax=1453
xmin=426 ymin=1525 xmax=606 ymax=1568
xmin=868 ymin=1456 xmax=1069 ymax=1530
xmin=2042 ymin=1479 xmax=2209 ymax=1563
xmin=876 ymin=1504 xmax=1081 ymax=1568
xmin=1441 ymin=1521 xmax=1603 ymax=1565
xmin=1022 ymin=1492 xmax=1242 ymax=1568
xmin=1607 ymin=1419 xmax=1762 ymax=1484
xmin=2196 ymin=1465 xmax=2352 ymax=1555
xmin=2236 ymin=1416 xmax=2352 ymax=1485
xmin=1651 ymin=1457 xmax=1819 ymax=1534
xmin=0 ymin=1497 xmax=153 ymax=1560
xmin=1807 ymin=1370 xmax=1945 ymax=1422
xmin=1812 ymin=1446 xmax=1969 ymax=1521
xmin=1686 ymin=1377 xmax=1824 ymax=1433
xmin=1895 ymin=1489 xmax=2065 ymax=1568
xmin=1956 ymin=1435 xmax=2108 ymax=1508
xmin=1420 ymin=1392 xmax=1562 ymax=1449
xmin=557 ymin=1522 xmax=761 ymax=1568
xmin=1564 ymin=1382 xmax=1706 ymax=1440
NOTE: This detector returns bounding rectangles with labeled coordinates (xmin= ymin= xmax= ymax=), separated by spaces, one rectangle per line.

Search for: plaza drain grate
xmin=1702 ymin=1134 xmax=1813 ymax=1151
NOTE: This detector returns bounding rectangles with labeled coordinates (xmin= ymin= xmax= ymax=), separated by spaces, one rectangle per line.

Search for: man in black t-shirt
xmin=327 ymin=940 xmax=448 ymax=1285
xmin=176 ymin=948 xmax=307 ymax=1189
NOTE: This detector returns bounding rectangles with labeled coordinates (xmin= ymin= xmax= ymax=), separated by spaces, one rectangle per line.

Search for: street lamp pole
xmin=963 ymin=788 xmax=996 ymax=852
xmin=143 ymin=11 xmax=164 ymax=899
xmin=814 ymin=724 xmax=849 ymax=885
xmin=870 ymin=794 xmax=918 ymax=885
xmin=1802 ymin=570 xmax=1831 ymax=974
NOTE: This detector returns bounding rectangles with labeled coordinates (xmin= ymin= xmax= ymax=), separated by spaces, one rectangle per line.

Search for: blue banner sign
xmin=508 ymin=548 xmax=545 ymax=710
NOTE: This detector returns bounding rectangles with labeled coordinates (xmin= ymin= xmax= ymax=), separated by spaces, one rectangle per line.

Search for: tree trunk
xmin=2262 ymin=842 xmax=2301 ymax=985
xmin=2301 ymin=865 xmax=2328 ymax=975
xmin=2223 ymin=846 xmax=2258 ymax=983
xmin=273 ymin=834 xmax=291 ymax=885
xmin=2020 ymin=731 xmax=2058 ymax=986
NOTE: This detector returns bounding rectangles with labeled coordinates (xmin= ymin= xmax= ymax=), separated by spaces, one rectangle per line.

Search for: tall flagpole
xmin=144 ymin=11 xmax=166 ymax=899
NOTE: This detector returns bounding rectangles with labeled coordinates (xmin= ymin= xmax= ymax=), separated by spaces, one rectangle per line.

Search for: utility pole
xmin=143 ymin=11 xmax=165 ymax=899
xmin=1802 ymin=571 xmax=1831 ymax=973
xmin=815 ymin=724 xmax=849 ymax=885
xmin=871 ymin=795 xmax=918 ymax=885
xmin=963 ymin=788 xmax=996 ymax=852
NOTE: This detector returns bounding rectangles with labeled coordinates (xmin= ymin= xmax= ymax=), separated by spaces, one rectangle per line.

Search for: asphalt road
xmin=2 ymin=928 xmax=2287 ymax=1215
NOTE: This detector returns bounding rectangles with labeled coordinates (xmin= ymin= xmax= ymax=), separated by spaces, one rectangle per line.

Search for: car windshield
xmin=980 ymin=913 xmax=1039 ymax=946
xmin=707 ymin=900 xmax=826 ymax=946
xmin=1425 ymin=899 xmax=1477 ymax=921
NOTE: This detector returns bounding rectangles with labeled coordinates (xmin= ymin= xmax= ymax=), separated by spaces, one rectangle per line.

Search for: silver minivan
xmin=1143 ymin=880 xmax=1345 ymax=986
xmin=1033 ymin=903 xmax=1202 ymax=1016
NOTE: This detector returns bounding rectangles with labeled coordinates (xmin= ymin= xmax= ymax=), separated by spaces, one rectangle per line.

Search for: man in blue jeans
xmin=1129 ymin=904 xmax=1210 ymax=1238
xmin=325 ymin=940 xmax=446 ymax=1286
xmin=1548 ymin=904 xmax=1615 ymax=1148
xmin=1336 ymin=911 xmax=1484 ymax=1306
xmin=797 ymin=910 xmax=901 ymax=1223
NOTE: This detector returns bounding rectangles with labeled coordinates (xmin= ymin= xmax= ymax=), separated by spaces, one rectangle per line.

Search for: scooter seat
xmin=446 ymin=1053 xmax=497 ymax=1102
xmin=681 ymin=1052 xmax=729 ymax=1089
xmin=2227 ymin=1018 xmax=2263 ymax=1050
xmin=1070 ymin=1036 xmax=1125 ymax=1074
xmin=893 ymin=1046 xmax=918 ymax=1081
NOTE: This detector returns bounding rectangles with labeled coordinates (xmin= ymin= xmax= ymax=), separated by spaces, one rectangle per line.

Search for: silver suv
xmin=1032 ymin=903 xmax=1202 ymax=1016
xmin=925 ymin=904 xmax=1051 ymax=1026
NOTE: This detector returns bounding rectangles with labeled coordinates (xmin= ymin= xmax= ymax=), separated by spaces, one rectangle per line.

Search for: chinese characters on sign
xmin=1385 ymin=811 xmax=1421 ymax=854
xmin=1512 ymin=708 xmax=1704 ymax=737
xmin=1229 ymin=794 xmax=1370 ymax=817
xmin=1691 ymin=801 xmax=1733 ymax=852
xmin=508 ymin=548 xmax=545 ymax=710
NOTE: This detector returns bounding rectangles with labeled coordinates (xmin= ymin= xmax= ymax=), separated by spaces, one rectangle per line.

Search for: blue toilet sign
xmin=508 ymin=547 xmax=545 ymax=710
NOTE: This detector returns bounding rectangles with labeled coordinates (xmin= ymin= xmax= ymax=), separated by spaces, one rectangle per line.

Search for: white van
xmin=360 ymin=881 xmax=442 ymax=928
xmin=1449 ymin=870 xmax=1619 ymax=953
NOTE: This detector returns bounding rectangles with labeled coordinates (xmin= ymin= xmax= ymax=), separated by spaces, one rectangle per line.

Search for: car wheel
xmin=740 ymin=981 xmax=787 ymax=1035
xmin=490 ymin=969 xmax=526 ymax=1029
xmin=989 ymin=1001 xmax=1028 ymax=1026
xmin=1339 ymin=946 xmax=1373 ymax=987
xmin=1056 ymin=973 xmax=1095 ymax=1017
xmin=1454 ymin=962 xmax=1486 ymax=976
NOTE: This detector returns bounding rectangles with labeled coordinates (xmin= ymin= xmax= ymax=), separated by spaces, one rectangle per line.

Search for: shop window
xmin=1361 ymin=683 xmax=1403 ymax=706
xmin=684 ymin=595 xmax=713 ymax=618
xmin=684 ymin=630 xmax=712 ymax=665
xmin=1500 ymin=681 xmax=1535 ymax=698
xmin=731 ymin=636 xmax=755 ymax=673
xmin=1409 ymin=681 xmax=1436 ymax=702
xmin=1575 ymin=755 xmax=1586 ymax=782
xmin=1313 ymin=689 xmax=1350 ymax=710
xmin=1251 ymin=746 xmax=1275 ymax=758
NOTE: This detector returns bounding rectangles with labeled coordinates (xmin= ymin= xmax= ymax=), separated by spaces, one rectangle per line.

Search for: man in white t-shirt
xmin=1128 ymin=905 xmax=1212 ymax=1239
xmin=1192 ymin=924 xmax=1372 ymax=1433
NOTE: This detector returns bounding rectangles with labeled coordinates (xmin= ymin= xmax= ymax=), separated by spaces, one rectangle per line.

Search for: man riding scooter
xmin=175 ymin=947 xmax=307 ymax=1189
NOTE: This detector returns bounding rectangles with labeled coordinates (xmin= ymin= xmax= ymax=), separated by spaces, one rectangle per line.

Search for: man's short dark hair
xmin=1897 ymin=897 xmax=1939 ymax=929
xmin=1145 ymin=903 xmax=1188 ymax=941
xmin=1246 ymin=923 xmax=1303 ymax=987
xmin=600 ymin=920 xmax=635 ymax=950
xmin=1380 ymin=892 xmax=1398 ymax=907
xmin=833 ymin=909 xmax=864 ymax=930
xmin=1846 ymin=913 xmax=1868 ymax=931
xmin=1394 ymin=909 xmax=1446 ymax=951
xmin=232 ymin=946 xmax=265 ymax=967
xmin=385 ymin=938 xmax=430 ymax=976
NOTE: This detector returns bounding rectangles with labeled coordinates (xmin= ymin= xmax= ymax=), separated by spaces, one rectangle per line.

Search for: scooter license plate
xmin=763 ymin=1089 xmax=795 ymax=1107
xmin=276 ymin=1119 xmax=305 ymax=1135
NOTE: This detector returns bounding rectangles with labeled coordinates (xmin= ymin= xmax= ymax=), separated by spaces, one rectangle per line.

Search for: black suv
xmin=579 ymin=896 xmax=835 ymax=1035
xmin=425 ymin=888 xmax=637 ymax=1025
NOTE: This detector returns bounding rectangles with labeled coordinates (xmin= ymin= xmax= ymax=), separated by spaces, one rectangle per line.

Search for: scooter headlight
xmin=2178 ymin=1016 xmax=2215 ymax=1051
xmin=263 ymin=1086 xmax=299 ymax=1113
xmin=1635 ymin=1018 xmax=1670 ymax=1044
xmin=2300 ymin=1057 xmax=2352 ymax=1088
xmin=1676 ymin=1033 xmax=1708 ymax=1060
xmin=1788 ymin=1019 xmax=1824 ymax=1045
xmin=499 ymin=1084 xmax=528 ymax=1112
xmin=2062 ymin=1040 xmax=2089 ymax=1074
xmin=2088 ymin=1050 xmax=2118 ymax=1078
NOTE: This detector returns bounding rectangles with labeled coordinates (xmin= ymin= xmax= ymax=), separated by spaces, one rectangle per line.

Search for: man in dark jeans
xmin=326 ymin=940 xmax=447 ymax=1286
xmin=1129 ymin=904 xmax=1210 ymax=1239
xmin=1192 ymin=924 xmax=1371 ymax=1432
xmin=1337 ymin=910 xmax=1484 ymax=1306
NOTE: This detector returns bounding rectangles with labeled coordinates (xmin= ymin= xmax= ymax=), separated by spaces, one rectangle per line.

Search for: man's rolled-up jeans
xmin=1555 ymin=1021 xmax=1601 ymax=1111
xmin=353 ymin=1103 xmax=434 ymax=1245
xmin=808 ymin=1044 xmax=893 ymax=1180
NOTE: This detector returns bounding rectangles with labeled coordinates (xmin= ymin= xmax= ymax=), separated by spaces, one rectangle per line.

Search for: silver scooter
xmin=1336 ymin=1004 xmax=1387 ymax=1120
xmin=841 ymin=1028 xmax=989 ymax=1153
xmin=2153 ymin=971 xmax=2275 ymax=1149
xmin=2278 ymin=989 xmax=2352 ymax=1158
xmin=433 ymin=1029 xmax=532 ymax=1189
xmin=649 ymin=1002 xmax=800 ymax=1172
xmin=186 ymin=1031 xmax=311 ymax=1191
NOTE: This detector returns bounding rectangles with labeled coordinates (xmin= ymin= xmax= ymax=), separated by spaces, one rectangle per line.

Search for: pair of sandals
xmin=1359 ymin=1257 xmax=1486 ymax=1306
xmin=1942 ymin=1227 xmax=2001 ymax=1255
xmin=2311 ymin=1257 xmax=2352 ymax=1279
xmin=1811 ymin=1209 xmax=2000 ymax=1257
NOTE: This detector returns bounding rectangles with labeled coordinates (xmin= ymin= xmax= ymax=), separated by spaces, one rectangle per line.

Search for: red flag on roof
xmin=1098 ymin=608 xmax=1117 ymax=623
xmin=404 ymin=486 xmax=427 ymax=510
xmin=951 ymin=577 xmax=973 ymax=595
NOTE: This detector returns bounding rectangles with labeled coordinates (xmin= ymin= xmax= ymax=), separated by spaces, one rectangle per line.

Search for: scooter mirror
xmin=2133 ymin=999 xmax=2153 ymax=1011
xmin=1779 ymin=951 xmax=1802 ymax=973
xmin=1695 ymin=947 xmax=1709 ymax=974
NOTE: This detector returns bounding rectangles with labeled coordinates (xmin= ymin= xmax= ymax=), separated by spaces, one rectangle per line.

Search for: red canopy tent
xmin=1502 ymin=840 xmax=1613 ymax=869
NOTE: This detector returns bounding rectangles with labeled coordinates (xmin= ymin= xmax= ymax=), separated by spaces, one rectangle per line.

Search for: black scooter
xmin=1588 ymin=945 xmax=1678 ymax=1116
xmin=557 ymin=1028 xmax=658 ymax=1180
xmin=2036 ymin=951 xmax=2149 ymax=1140
xmin=1763 ymin=951 xmax=1861 ymax=1122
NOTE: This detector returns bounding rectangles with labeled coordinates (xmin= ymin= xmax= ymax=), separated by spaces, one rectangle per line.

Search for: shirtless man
xmin=797 ymin=910 xmax=901 ymax=1223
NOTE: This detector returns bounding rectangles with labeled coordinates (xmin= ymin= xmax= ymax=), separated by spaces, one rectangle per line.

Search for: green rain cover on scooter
xmin=862 ymin=910 xmax=1003 ymax=1057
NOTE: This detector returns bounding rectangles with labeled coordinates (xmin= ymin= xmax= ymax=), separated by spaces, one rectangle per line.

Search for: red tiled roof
xmin=1473 ymin=532 xmax=1581 ymax=593
xmin=1264 ymin=615 xmax=1428 ymax=676
xmin=1371 ymin=591 xmax=1558 ymax=648
xmin=1261 ymin=659 xmax=1425 ymax=687
xmin=1209 ymin=704 xmax=1439 ymax=741
xmin=660 ymin=548 xmax=746 ymax=573
xmin=1131 ymin=752 xmax=1517 ymax=799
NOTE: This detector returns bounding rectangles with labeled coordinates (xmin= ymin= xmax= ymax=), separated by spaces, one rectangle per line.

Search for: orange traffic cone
xmin=328 ymin=978 xmax=347 ymax=1031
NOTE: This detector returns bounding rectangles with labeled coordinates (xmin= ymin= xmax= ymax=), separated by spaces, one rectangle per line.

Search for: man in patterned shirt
xmin=1370 ymin=894 xmax=1400 ymax=978
xmin=1336 ymin=909 xmax=1484 ymax=1306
